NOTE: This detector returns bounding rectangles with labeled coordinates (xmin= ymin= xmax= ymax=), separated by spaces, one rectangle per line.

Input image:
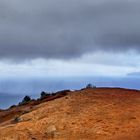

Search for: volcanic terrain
xmin=0 ymin=88 xmax=140 ymax=140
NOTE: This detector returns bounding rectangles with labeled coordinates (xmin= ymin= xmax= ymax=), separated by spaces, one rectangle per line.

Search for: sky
xmin=1 ymin=0 xmax=140 ymax=108
xmin=0 ymin=0 xmax=140 ymax=87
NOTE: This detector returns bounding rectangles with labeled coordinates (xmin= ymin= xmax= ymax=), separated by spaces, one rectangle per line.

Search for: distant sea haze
xmin=0 ymin=76 xmax=140 ymax=109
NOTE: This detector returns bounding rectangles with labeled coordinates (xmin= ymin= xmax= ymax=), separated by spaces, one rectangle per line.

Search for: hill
xmin=0 ymin=88 xmax=140 ymax=140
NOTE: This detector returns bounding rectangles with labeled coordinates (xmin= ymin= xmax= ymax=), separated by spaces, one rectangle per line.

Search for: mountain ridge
xmin=0 ymin=87 xmax=140 ymax=140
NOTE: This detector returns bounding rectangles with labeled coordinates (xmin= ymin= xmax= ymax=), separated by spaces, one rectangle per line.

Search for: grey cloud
xmin=127 ymin=72 xmax=140 ymax=77
xmin=0 ymin=0 xmax=140 ymax=59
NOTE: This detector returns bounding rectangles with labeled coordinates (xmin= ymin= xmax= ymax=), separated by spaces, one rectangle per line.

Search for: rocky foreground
xmin=0 ymin=88 xmax=140 ymax=140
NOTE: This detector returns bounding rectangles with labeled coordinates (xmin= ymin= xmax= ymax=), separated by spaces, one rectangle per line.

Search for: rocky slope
xmin=0 ymin=88 xmax=140 ymax=140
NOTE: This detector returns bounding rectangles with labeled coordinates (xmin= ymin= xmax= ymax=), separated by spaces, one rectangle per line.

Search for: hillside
xmin=0 ymin=88 xmax=140 ymax=140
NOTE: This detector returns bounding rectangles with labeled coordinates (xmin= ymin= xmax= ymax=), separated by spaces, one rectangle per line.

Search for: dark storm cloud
xmin=0 ymin=0 xmax=140 ymax=59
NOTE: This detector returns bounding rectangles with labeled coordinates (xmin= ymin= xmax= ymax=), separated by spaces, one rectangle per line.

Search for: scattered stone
xmin=46 ymin=125 xmax=58 ymax=138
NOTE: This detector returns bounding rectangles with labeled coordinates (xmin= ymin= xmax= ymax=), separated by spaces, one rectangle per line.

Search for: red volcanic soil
xmin=0 ymin=88 xmax=140 ymax=140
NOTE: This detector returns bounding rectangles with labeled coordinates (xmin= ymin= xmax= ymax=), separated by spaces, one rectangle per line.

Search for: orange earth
xmin=0 ymin=88 xmax=140 ymax=140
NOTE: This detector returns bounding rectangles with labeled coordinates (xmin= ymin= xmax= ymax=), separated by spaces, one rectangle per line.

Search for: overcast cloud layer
xmin=0 ymin=0 xmax=140 ymax=59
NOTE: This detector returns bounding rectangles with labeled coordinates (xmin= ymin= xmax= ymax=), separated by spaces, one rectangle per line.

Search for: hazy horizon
xmin=0 ymin=75 xmax=140 ymax=109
